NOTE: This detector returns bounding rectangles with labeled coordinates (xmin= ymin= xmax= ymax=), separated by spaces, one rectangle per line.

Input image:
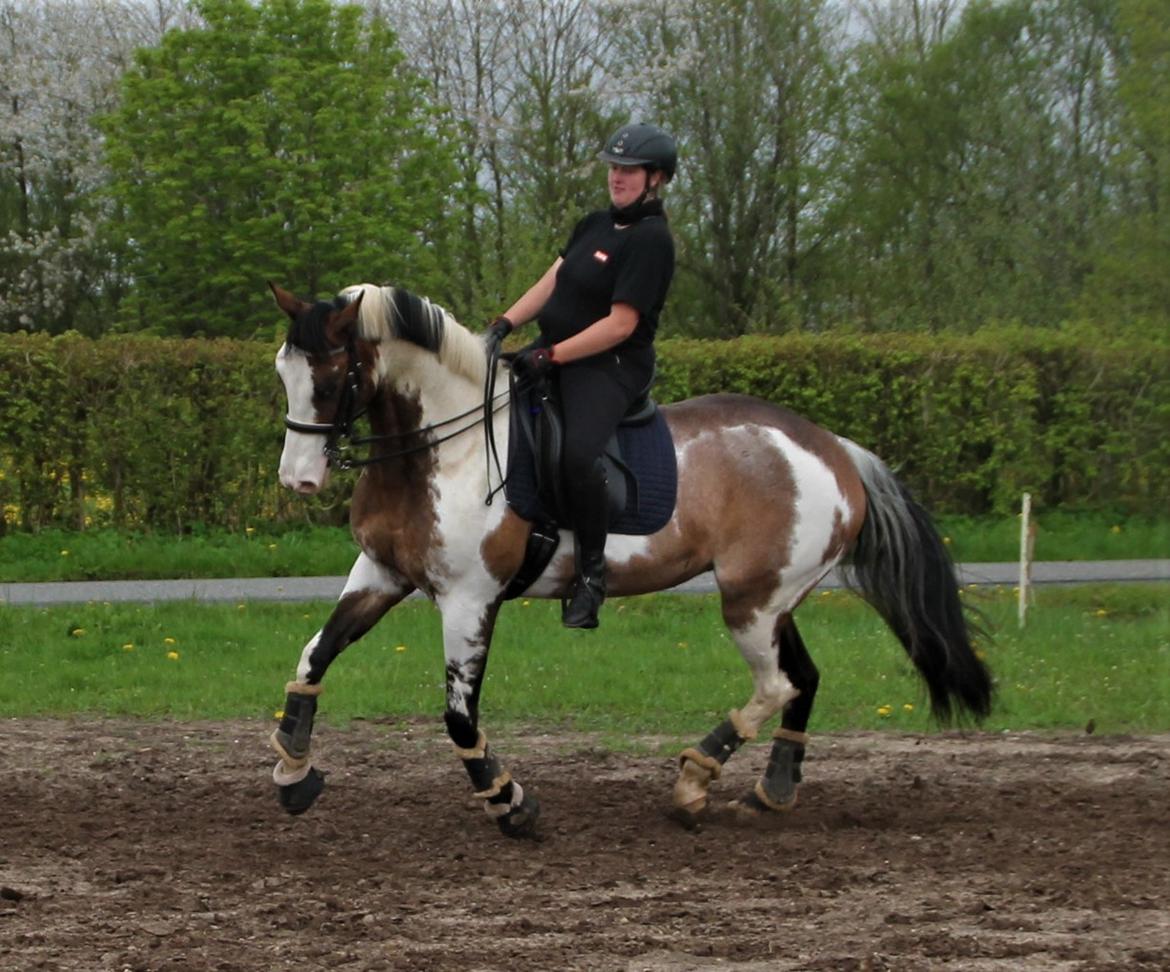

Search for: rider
xmin=487 ymin=123 xmax=677 ymax=629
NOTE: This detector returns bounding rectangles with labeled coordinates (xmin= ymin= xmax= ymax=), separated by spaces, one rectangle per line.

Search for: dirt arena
xmin=3 ymin=719 xmax=1167 ymax=971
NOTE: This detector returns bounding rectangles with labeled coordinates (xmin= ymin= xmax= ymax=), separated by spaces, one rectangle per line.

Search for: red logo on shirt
xmin=593 ymin=249 xmax=609 ymax=264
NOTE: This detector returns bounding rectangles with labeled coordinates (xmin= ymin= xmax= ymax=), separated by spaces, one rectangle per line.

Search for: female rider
xmin=487 ymin=123 xmax=677 ymax=629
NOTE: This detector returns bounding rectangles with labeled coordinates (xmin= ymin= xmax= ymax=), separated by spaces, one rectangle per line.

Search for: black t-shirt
xmin=538 ymin=209 xmax=675 ymax=353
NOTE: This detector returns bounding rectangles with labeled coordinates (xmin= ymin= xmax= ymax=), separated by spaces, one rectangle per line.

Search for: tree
xmin=1079 ymin=0 xmax=1170 ymax=331
xmin=102 ymin=0 xmax=460 ymax=337
xmin=0 ymin=0 xmax=195 ymax=334
xmin=608 ymin=0 xmax=849 ymax=335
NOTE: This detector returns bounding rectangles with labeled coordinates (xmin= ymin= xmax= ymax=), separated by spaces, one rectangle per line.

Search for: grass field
xmin=3 ymin=584 xmax=1166 ymax=740
xmin=2 ymin=510 xmax=1166 ymax=584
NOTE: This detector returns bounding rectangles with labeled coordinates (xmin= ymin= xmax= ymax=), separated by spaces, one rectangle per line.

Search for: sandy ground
xmin=3 ymin=718 xmax=1168 ymax=971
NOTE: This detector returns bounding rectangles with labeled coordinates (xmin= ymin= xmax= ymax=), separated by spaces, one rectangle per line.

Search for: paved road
xmin=2 ymin=560 xmax=1166 ymax=606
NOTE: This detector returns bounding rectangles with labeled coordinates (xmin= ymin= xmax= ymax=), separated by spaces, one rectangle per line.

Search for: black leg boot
xmin=562 ymin=466 xmax=609 ymax=630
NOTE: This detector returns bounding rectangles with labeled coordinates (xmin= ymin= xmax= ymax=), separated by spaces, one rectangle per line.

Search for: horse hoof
xmin=666 ymin=805 xmax=705 ymax=832
xmin=729 ymin=789 xmax=797 ymax=819
xmin=278 ymin=766 xmax=325 ymax=816
xmin=497 ymin=794 xmax=541 ymax=839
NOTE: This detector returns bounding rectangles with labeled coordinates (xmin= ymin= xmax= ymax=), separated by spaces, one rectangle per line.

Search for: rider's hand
xmin=485 ymin=316 xmax=512 ymax=357
xmin=512 ymin=345 xmax=556 ymax=382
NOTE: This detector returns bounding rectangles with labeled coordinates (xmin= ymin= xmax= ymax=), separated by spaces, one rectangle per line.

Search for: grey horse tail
xmin=838 ymin=437 xmax=993 ymax=723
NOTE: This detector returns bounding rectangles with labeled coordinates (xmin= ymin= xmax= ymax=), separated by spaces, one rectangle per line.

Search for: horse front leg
xmin=272 ymin=552 xmax=413 ymax=815
xmin=439 ymin=593 xmax=540 ymax=838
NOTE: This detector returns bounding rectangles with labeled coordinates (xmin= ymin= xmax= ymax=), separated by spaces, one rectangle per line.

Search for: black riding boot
xmin=562 ymin=466 xmax=609 ymax=630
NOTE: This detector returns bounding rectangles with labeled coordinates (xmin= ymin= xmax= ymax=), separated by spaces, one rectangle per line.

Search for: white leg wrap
xmin=273 ymin=759 xmax=313 ymax=786
xmin=482 ymin=781 xmax=524 ymax=819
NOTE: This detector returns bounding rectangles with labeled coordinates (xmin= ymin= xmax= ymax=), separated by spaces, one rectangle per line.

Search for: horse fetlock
xmin=454 ymin=731 xmax=519 ymax=817
xmin=751 ymin=730 xmax=808 ymax=811
xmin=674 ymin=752 xmax=720 ymax=813
xmin=271 ymin=682 xmax=323 ymax=765
xmin=673 ymin=712 xmax=754 ymax=812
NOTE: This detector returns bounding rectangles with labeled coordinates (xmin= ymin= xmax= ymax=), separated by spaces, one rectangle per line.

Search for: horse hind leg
xmin=730 ymin=616 xmax=817 ymax=817
xmin=672 ymin=594 xmax=808 ymax=822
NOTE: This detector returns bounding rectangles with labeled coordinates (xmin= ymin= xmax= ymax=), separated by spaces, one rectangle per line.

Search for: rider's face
xmin=607 ymin=163 xmax=658 ymax=209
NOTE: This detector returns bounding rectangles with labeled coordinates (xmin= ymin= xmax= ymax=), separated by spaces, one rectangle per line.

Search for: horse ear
xmin=326 ymin=291 xmax=363 ymax=345
xmin=269 ymin=281 xmax=309 ymax=319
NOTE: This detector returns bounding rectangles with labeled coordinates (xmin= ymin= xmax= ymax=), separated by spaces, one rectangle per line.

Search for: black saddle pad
xmin=504 ymin=389 xmax=678 ymax=536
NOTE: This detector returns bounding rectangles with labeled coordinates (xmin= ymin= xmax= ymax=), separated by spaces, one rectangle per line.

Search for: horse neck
xmin=365 ymin=342 xmax=497 ymax=482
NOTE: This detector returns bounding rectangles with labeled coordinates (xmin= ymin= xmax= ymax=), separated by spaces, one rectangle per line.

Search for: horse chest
xmin=350 ymin=475 xmax=440 ymax=587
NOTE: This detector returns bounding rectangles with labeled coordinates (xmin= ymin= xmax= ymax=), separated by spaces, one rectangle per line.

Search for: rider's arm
xmin=502 ymin=258 xmax=562 ymax=330
xmin=549 ymin=303 xmax=638 ymax=364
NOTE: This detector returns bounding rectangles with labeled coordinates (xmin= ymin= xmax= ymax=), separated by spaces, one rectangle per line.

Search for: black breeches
xmin=556 ymin=353 xmax=652 ymax=540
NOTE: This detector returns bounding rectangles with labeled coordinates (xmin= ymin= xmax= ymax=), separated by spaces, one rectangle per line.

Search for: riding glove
xmin=512 ymin=346 xmax=556 ymax=382
xmin=485 ymin=316 xmax=513 ymax=357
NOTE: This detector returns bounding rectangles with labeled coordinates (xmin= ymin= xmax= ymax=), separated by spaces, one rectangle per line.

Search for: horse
xmin=266 ymin=281 xmax=992 ymax=836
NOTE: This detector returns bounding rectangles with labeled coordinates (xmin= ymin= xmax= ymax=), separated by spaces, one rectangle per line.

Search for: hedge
xmin=1 ymin=328 xmax=1167 ymax=534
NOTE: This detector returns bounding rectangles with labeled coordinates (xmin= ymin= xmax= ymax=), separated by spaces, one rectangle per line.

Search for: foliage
xmin=1 ymin=328 xmax=1167 ymax=537
xmin=4 ymin=0 xmax=1169 ymax=339
xmin=99 ymin=0 xmax=460 ymax=337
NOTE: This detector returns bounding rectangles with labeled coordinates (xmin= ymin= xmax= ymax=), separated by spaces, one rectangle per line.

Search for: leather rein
xmin=283 ymin=340 xmax=510 ymax=479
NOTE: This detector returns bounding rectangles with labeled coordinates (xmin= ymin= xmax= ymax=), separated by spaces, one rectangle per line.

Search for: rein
xmin=284 ymin=340 xmax=509 ymax=471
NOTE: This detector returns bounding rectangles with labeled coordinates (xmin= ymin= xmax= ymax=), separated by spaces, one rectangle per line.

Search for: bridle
xmin=283 ymin=339 xmax=509 ymax=474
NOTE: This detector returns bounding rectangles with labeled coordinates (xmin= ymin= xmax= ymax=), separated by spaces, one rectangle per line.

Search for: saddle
xmin=500 ymin=370 xmax=679 ymax=599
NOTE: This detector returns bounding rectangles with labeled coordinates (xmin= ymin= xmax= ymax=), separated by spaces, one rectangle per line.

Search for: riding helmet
xmin=597 ymin=123 xmax=677 ymax=182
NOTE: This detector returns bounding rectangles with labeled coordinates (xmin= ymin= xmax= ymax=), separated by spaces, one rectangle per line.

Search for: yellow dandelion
xmin=246 ymin=526 xmax=256 ymax=535
xmin=267 ymin=543 xmax=277 ymax=551
xmin=274 ymin=709 xmax=285 ymax=720
xmin=122 ymin=643 xmax=135 ymax=652
xmin=163 ymin=636 xmax=176 ymax=645
xmin=975 ymin=648 xmax=988 ymax=661
xmin=942 ymin=536 xmax=952 ymax=545
xmin=819 ymin=590 xmax=833 ymax=598
xmin=70 ymin=627 xmax=85 ymax=637
xmin=903 ymin=703 xmax=914 ymax=713
xmin=395 ymin=644 xmax=407 ymax=653
xmin=877 ymin=705 xmax=893 ymax=717
xmin=237 ymin=603 xmax=246 ymax=611
xmin=676 ymin=641 xmax=688 ymax=649
xmin=1109 ymin=525 xmax=1121 ymax=535
xmin=60 ymin=549 xmax=70 ymax=556
xmin=1094 ymin=608 xmax=1108 ymax=618
xmin=166 ymin=650 xmax=180 ymax=661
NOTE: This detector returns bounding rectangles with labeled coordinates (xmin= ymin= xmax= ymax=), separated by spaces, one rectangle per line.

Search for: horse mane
xmin=339 ymin=284 xmax=486 ymax=385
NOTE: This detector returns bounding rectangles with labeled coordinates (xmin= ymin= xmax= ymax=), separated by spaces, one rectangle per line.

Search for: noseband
xmin=283 ymin=340 xmax=508 ymax=471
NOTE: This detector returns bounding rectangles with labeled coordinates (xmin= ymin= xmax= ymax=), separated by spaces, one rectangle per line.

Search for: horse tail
xmin=838 ymin=437 xmax=993 ymax=723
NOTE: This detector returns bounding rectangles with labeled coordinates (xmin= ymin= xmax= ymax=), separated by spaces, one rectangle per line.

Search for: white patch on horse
xmin=295 ymin=630 xmax=322 ymax=684
xmin=341 ymin=552 xmax=403 ymax=598
xmin=275 ymin=344 xmax=330 ymax=492
xmin=764 ymin=427 xmax=855 ymax=601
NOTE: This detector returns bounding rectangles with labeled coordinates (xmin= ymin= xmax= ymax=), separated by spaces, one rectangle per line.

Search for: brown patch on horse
xmin=349 ymin=386 xmax=444 ymax=596
xmin=615 ymin=395 xmax=867 ymax=629
xmin=480 ymin=507 xmax=531 ymax=587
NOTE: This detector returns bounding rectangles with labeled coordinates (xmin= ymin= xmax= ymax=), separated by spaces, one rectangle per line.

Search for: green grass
xmin=2 ymin=511 xmax=1165 ymax=584
xmin=2 ymin=585 xmax=1166 ymax=739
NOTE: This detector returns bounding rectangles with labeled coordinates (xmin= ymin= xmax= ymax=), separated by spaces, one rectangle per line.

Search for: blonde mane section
xmin=339 ymin=283 xmax=488 ymax=386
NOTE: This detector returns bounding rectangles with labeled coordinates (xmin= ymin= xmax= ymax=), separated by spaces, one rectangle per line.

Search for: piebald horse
xmin=268 ymin=282 xmax=992 ymax=835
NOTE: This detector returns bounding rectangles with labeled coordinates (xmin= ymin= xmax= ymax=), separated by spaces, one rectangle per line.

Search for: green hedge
xmin=2 ymin=328 xmax=1167 ymax=533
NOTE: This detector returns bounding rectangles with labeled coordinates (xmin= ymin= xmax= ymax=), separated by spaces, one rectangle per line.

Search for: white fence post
xmin=1018 ymin=492 xmax=1034 ymax=628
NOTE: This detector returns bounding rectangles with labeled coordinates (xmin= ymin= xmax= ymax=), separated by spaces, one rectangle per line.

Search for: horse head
xmin=270 ymin=282 xmax=374 ymax=495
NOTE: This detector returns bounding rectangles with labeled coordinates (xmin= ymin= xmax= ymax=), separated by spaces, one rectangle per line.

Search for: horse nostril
xmin=295 ymin=480 xmax=319 ymax=495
